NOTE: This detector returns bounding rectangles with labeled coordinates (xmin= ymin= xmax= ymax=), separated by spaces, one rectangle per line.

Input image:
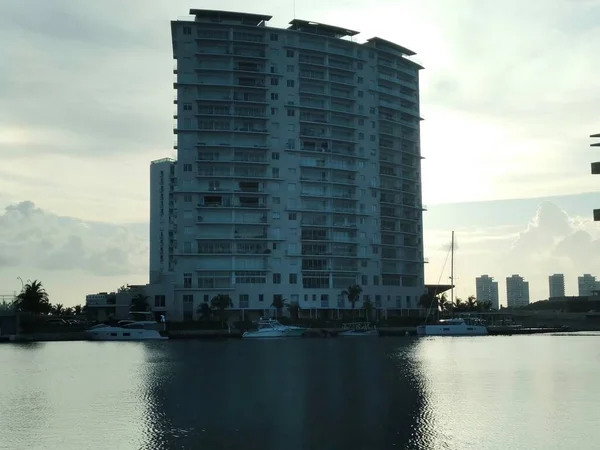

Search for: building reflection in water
xmin=139 ymin=338 xmax=425 ymax=450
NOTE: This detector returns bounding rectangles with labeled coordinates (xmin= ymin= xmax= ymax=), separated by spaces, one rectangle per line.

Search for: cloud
xmin=0 ymin=201 xmax=148 ymax=276
xmin=425 ymin=200 xmax=600 ymax=303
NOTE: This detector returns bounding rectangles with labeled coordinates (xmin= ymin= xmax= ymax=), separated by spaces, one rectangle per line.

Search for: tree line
xmin=418 ymin=292 xmax=493 ymax=313
xmin=6 ymin=280 xmax=85 ymax=316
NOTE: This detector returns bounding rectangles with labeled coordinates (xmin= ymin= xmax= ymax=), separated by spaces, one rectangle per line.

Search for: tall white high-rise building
xmin=149 ymin=158 xmax=177 ymax=284
xmin=475 ymin=275 xmax=499 ymax=309
xmin=165 ymin=9 xmax=426 ymax=320
xmin=506 ymin=274 xmax=530 ymax=308
xmin=578 ymin=274 xmax=598 ymax=297
xmin=548 ymin=273 xmax=565 ymax=298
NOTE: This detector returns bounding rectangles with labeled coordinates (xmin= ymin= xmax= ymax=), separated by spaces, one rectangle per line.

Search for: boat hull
xmin=338 ymin=329 xmax=379 ymax=337
xmin=242 ymin=328 xmax=306 ymax=339
xmin=86 ymin=327 xmax=168 ymax=341
xmin=416 ymin=324 xmax=488 ymax=336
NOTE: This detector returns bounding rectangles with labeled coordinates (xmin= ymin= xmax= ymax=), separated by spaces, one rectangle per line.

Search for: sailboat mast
xmin=450 ymin=231 xmax=454 ymax=314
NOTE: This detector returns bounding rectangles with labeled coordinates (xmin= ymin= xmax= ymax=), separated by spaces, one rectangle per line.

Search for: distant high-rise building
xmin=475 ymin=275 xmax=499 ymax=309
xmin=149 ymin=158 xmax=177 ymax=284
xmin=506 ymin=274 xmax=529 ymax=308
xmin=163 ymin=9 xmax=427 ymax=320
xmin=548 ymin=274 xmax=565 ymax=298
xmin=578 ymin=274 xmax=598 ymax=297
xmin=591 ymin=133 xmax=600 ymax=221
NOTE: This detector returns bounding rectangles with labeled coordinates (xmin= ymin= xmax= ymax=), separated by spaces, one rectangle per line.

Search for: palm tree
xmin=286 ymin=301 xmax=301 ymax=323
xmin=454 ymin=298 xmax=465 ymax=313
xmin=438 ymin=293 xmax=450 ymax=313
xmin=73 ymin=305 xmax=83 ymax=315
xmin=130 ymin=293 xmax=150 ymax=312
xmin=210 ymin=294 xmax=233 ymax=327
xmin=16 ymin=280 xmax=52 ymax=315
xmin=63 ymin=307 xmax=74 ymax=316
xmin=197 ymin=302 xmax=211 ymax=320
xmin=271 ymin=295 xmax=285 ymax=318
xmin=52 ymin=303 xmax=64 ymax=316
xmin=478 ymin=300 xmax=493 ymax=311
xmin=341 ymin=284 xmax=362 ymax=321
xmin=466 ymin=295 xmax=477 ymax=310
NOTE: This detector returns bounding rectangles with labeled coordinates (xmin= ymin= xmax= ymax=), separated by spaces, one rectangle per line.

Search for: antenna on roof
xmin=293 ymin=0 xmax=296 ymax=19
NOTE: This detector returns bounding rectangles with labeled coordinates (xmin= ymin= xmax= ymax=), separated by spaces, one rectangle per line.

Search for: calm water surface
xmin=1 ymin=334 xmax=599 ymax=450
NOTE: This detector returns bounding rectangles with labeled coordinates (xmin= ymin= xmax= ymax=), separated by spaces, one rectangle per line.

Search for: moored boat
xmin=86 ymin=312 xmax=167 ymax=341
xmin=242 ymin=318 xmax=306 ymax=339
xmin=338 ymin=322 xmax=379 ymax=337
xmin=416 ymin=317 xmax=488 ymax=336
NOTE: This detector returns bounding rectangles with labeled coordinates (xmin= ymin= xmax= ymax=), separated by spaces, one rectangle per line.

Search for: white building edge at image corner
xmin=141 ymin=9 xmax=428 ymax=322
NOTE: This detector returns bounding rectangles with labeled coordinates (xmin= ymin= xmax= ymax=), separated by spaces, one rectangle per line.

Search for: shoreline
xmin=1 ymin=325 xmax=584 ymax=343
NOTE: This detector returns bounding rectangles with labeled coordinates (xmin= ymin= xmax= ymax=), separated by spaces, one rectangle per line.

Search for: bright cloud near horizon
xmin=0 ymin=0 xmax=599 ymax=305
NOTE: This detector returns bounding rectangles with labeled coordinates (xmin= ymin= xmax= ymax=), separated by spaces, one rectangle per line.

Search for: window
xmin=271 ymin=93 xmax=279 ymax=100
xmin=287 ymin=109 xmax=295 ymax=117
xmin=358 ymin=133 xmax=364 ymax=140
xmin=183 ymin=194 xmax=192 ymax=202
xmin=358 ymin=119 xmax=364 ymax=126
xmin=271 ymin=78 xmax=279 ymax=86
xmin=373 ymin=276 xmax=380 ymax=286
xmin=154 ymin=295 xmax=166 ymax=307
xmin=183 ymin=273 xmax=192 ymax=289
xmin=272 ymin=167 xmax=279 ymax=178
xmin=273 ymin=197 xmax=281 ymax=205
xmin=288 ymin=183 xmax=296 ymax=192
xmin=288 ymin=124 xmax=295 ymax=132
xmin=273 ymin=273 xmax=281 ymax=284
xmin=370 ymin=135 xmax=376 ymax=142
xmin=358 ymin=91 xmax=363 ymax=97
xmin=271 ymin=107 xmax=278 ymax=115
xmin=361 ymin=275 xmax=368 ymax=285
xmin=369 ymin=107 xmax=375 ymax=114
xmin=239 ymin=294 xmax=249 ymax=309
xmin=272 ymin=152 xmax=280 ymax=160
xmin=287 ymin=80 xmax=295 ymax=87
xmin=183 ymin=103 xmax=192 ymax=111
xmin=183 ymin=294 xmax=193 ymax=303
xmin=183 ymin=164 xmax=192 ymax=172
xmin=272 ymin=212 xmax=281 ymax=220
xmin=286 ymin=50 xmax=294 ymax=57
xmin=289 ymin=273 xmax=298 ymax=284
xmin=287 ymin=65 xmax=295 ymax=72
xmin=357 ymin=62 xmax=363 ymax=69
xmin=357 ymin=76 xmax=363 ymax=83
xmin=288 ymin=212 xmax=297 ymax=220
xmin=183 ymin=26 xmax=192 ymax=35
xmin=286 ymin=138 xmax=296 ymax=149
xmin=270 ymin=33 xmax=278 ymax=41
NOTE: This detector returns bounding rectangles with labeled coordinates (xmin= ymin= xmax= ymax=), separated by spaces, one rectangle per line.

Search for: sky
xmin=0 ymin=0 xmax=599 ymax=306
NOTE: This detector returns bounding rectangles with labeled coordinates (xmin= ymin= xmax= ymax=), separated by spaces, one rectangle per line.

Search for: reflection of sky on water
xmin=408 ymin=335 xmax=600 ymax=450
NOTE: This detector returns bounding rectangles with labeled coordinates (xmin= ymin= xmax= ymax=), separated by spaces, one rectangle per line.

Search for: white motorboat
xmin=86 ymin=313 xmax=167 ymax=341
xmin=416 ymin=317 xmax=488 ymax=336
xmin=242 ymin=318 xmax=307 ymax=339
xmin=338 ymin=322 xmax=379 ymax=337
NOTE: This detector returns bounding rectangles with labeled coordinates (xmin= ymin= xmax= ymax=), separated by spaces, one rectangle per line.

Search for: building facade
xmin=475 ymin=275 xmax=499 ymax=309
xmin=591 ymin=133 xmax=600 ymax=221
xmin=577 ymin=274 xmax=598 ymax=297
xmin=149 ymin=158 xmax=177 ymax=284
xmin=506 ymin=274 xmax=530 ymax=308
xmin=548 ymin=273 xmax=565 ymax=298
xmin=165 ymin=9 xmax=426 ymax=321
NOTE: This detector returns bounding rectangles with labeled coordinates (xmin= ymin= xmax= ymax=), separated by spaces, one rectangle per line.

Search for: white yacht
xmin=242 ymin=318 xmax=307 ymax=339
xmin=416 ymin=317 xmax=488 ymax=336
xmin=86 ymin=313 xmax=167 ymax=341
xmin=338 ymin=322 xmax=379 ymax=337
